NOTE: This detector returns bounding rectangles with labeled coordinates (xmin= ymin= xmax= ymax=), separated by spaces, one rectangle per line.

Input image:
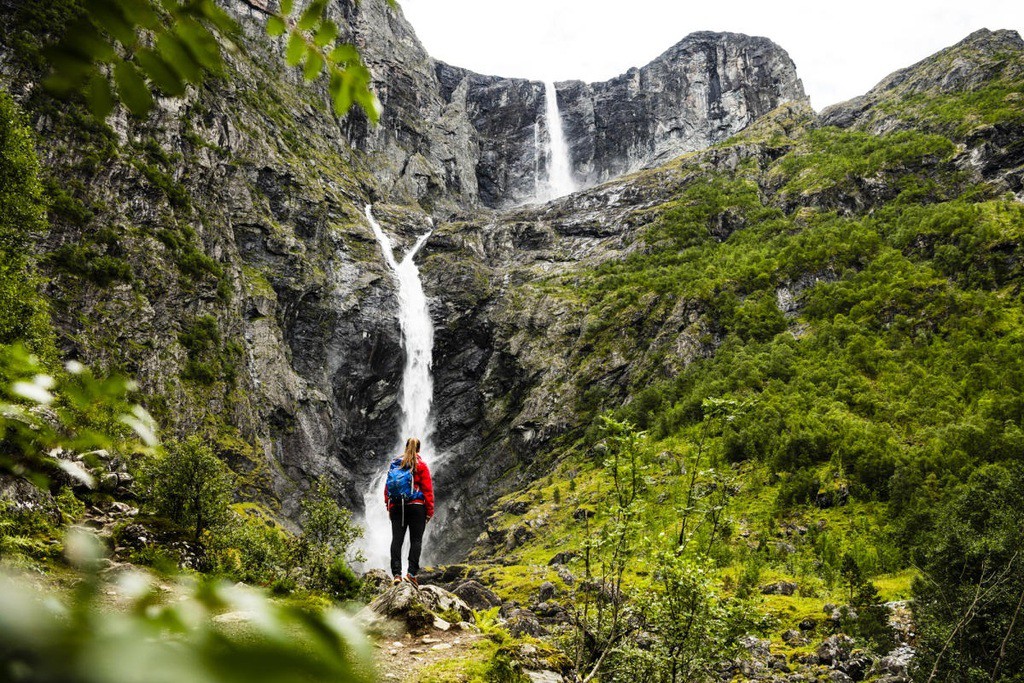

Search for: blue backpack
xmin=386 ymin=459 xmax=419 ymax=501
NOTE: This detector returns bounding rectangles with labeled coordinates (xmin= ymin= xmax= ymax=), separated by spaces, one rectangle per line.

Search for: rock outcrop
xmin=323 ymin=2 xmax=807 ymax=210
xmin=818 ymin=28 xmax=1024 ymax=198
xmin=359 ymin=582 xmax=475 ymax=635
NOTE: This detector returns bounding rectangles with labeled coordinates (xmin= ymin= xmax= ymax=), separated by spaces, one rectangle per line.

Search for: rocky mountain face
xmin=421 ymin=29 xmax=1024 ymax=556
xmin=0 ymin=0 xmax=806 ymax=541
xmin=430 ymin=32 xmax=805 ymax=208
xmin=331 ymin=1 xmax=805 ymax=209
xmin=558 ymin=32 xmax=805 ymax=192
xmin=0 ymin=0 xmax=416 ymax=519
xmin=818 ymin=28 xmax=1024 ymax=197
xmin=6 ymin=0 xmax=1017 ymax=566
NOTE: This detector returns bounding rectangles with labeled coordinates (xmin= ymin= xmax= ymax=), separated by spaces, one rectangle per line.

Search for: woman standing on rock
xmin=385 ymin=437 xmax=434 ymax=586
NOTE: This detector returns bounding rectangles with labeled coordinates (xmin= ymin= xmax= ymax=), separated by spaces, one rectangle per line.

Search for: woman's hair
xmin=400 ymin=437 xmax=420 ymax=469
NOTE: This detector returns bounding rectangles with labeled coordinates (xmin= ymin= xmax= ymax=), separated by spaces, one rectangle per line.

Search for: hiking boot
xmin=405 ymin=573 xmax=419 ymax=588
xmin=392 ymin=575 xmax=402 ymax=586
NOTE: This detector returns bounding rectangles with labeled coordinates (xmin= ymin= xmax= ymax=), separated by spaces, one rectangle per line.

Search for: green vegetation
xmin=1 ymin=344 xmax=371 ymax=680
xmin=911 ymin=463 xmax=1024 ymax=682
xmin=0 ymin=89 xmax=54 ymax=356
xmin=0 ymin=532 xmax=374 ymax=683
xmin=178 ymin=315 xmax=241 ymax=385
xmin=38 ymin=0 xmax=380 ymax=121
xmin=142 ymin=436 xmax=234 ymax=542
xmin=487 ymin=55 xmax=1024 ymax=679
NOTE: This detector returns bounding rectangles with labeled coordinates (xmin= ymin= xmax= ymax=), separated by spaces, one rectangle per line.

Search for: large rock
xmin=761 ymin=580 xmax=799 ymax=595
xmin=869 ymin=645 xmax=915 ymax=681
xmin=817 ymin=634 xmax=856 ymax=666
xmin=452 ymin=580 xmax=502 ymax=610
xmin=358 ymin=582 xmax=474 ymax=636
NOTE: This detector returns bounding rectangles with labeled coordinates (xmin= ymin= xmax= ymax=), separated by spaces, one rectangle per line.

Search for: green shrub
xmin=209 ymin=509 xmax=291 ymax=587
xmin=46 ymin=245 xmax=133 ymax=286
xmin=0 ymin=552 xmax=374 ymax=683
xmin=142 ymin=436 xmax=234 ymax=543
xmin=325 ymin=557 xmax=360 ymax=601
xmin=178 ymin=316 xmax=239 ymax=385
xmin=776 ymin=468 xmax=820 ymax=508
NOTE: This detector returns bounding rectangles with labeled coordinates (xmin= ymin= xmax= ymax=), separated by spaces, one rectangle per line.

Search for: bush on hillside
xmin=141 ymin=436 xmax=234 ymax=543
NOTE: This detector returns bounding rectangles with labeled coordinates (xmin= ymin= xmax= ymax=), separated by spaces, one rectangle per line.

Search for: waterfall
xmin=358 ymin=204 xmax=436 ymax=571
xmin=541 ymin=80 xmax=575 ymax=200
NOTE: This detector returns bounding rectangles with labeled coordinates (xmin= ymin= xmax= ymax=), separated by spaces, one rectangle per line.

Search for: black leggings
xmin=389 ymin=502 xmax=427 ymax=577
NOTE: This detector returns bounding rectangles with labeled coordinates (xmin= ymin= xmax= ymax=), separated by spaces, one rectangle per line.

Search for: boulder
xmin=761 ymin=581 xmax=798 ymax=596
xmin=506 ymin=524 xmax=536 ymax=549
xmin=869 ymin=645 xmax=915 ymax=680
xmin=452 ymin=580 xmax=502 ymax=610
xmin=799 ymin=617 xmax=818 ymax=631
xmin=416 ymin=564 xmax=474 ymax=587
xmin=555 ymin=566 xmax=575 ymax=585
xmin=505 ymin=608 xmax=547 ymax=638
xmin=360 ymin=568 xmax=392 ymax=597
xmin=525 ymin=671 xmax=564 ymax=683
xmin=533 ymin=601 xmax=569 ymax=623
xmin=841 ymin=653 xmax=873 ymax=681
xmin=502 ymin=500 xmax=530 ymax=515
xmin=816 ymin=634 xmax=856 ymax=666
xmin=537 ymin=581 xmax=558 ymax=602
xmin=358 ymin=582 xmax=475 ymax=636
xmin=782 ymin=629 xmax=807 ymax=645
xmin=548 ymin=551 xmax=577 ymax=566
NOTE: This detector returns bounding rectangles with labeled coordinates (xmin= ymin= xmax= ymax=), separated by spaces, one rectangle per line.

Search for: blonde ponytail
xmin=400 ymin=437 xmax=420 ymax=469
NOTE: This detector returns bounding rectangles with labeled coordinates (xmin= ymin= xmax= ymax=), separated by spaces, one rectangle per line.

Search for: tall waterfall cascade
xmin=357 ymin=205 xmax=438 ymax=571
xmin=540 ymin=81 xmax=576 ymax=200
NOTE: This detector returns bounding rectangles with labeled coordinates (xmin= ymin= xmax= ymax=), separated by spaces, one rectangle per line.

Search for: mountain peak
xmin=819 ymin=28 xmax=1024 ymax=131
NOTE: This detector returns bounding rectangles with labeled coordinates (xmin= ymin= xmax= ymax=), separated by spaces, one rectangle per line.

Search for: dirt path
xmin=374 ymin=627 xmax=487 ymax=682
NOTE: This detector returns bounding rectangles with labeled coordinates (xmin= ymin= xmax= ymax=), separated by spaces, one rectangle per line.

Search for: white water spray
xmin=541 ymin=80 xmax=575 ymax=200
xmin=358 ymin=204 xmax=436 ymax=571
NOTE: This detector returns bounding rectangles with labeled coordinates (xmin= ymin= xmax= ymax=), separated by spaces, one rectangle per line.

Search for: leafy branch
xmin=43 ymin=0 xmax=380 ymax=122
xmin=264 ymin=0 xmax=380 ymax=121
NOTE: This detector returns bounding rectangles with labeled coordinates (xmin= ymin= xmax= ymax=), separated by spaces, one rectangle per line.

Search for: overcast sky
xmin=399 ymin=0 xmax=1024 ymax=110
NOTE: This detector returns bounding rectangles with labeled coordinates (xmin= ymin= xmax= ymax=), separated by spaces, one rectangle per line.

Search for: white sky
xmin=399 ymin=0 xmax=1024 ymax=110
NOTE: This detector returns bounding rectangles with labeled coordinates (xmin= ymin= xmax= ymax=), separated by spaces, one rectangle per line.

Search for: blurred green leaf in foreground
xmin=44 ymin=0 xmax=381 ymax=122
xmin=0 ymin=528 xmax=375 ymax=683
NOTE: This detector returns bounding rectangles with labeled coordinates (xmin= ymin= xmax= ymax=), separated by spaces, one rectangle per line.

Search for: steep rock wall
xmin=435 ymin=31 xmax=806 ymax=208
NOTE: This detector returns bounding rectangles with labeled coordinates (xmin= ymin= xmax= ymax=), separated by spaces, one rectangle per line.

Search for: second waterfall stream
xmin=358 ymin=204 xmax=438 ymax=571
xmin=542 ymin=80 xmax=575 ymax=200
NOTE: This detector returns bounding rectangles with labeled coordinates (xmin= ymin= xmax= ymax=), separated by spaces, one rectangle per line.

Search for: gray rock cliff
xmin=433 ymin=31 xmax=806 ymax=208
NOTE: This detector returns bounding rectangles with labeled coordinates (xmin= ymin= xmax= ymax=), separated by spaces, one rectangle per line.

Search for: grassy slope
xmin=463 ymin=31 xmax=1024 ymax=669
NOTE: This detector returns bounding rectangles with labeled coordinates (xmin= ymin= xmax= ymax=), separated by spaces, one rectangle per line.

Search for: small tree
xmin=642 ymin=549 xmax=759 ymax=683
xmin=298 ymin=476 xmax=362 ymax=598
xmin=566 ymin=415 xmax=649 ymax=682
xmin=840 ymin=552 xmax=863 ymax=603
xmin=146 ymin=436 xmax=233 ymax=542
xmin=301 ymin=476 xmax=361 ymax=554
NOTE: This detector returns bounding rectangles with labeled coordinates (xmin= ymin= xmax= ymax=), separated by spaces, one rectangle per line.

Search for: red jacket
xmin=384 ymin=455 xmax=434 ymax=518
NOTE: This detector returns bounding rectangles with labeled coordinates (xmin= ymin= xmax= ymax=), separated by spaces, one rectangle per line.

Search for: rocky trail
xmin=374 ymin=627 xmax=487 ymax=683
